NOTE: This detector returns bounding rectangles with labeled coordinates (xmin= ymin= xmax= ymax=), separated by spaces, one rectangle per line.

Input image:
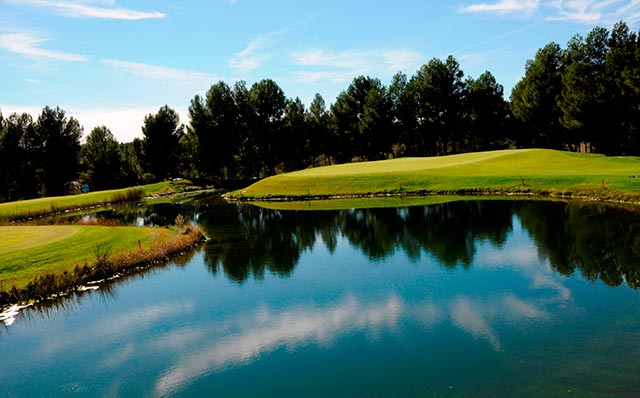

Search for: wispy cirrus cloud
xmin=291 ymin=48 xmax=423 ymax=84
xmin=228 ymin=29 xmax=288 ymax=74
xmin=5 ymin=0 xmax=165 ymax=20
xmin=459 ymin=0 xmax=640 ymax=24
xmin=459 ymin=0 xmax=540 ymax=14
xmin=547 ymin=0 xmax=640 ymax=24
xmin=100 ymin=58 xmax=216 ymax=83
xmin=0 ymin=32 xmax=87 ymax=61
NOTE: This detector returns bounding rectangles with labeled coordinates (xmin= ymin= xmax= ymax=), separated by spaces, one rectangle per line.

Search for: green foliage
xmin=305 ymin=93 xmax=333 ymax=166
xmin=36 ymin=106 xmax=83 ymax=196
xmin=2 ymin=21 xmax=640 ymax=197
xmin=408 ymin=55 xmax=467 ymax=155
xmin=249 ymin=78 xmax=287 ymax=176
xmin=332 ymin=76 xmax=390 ymax=161
xmin=81 ymin=126 xmax=122 ymax=190
xmin=188 ymin=81 xmax=239 ymax=179
xmin=142 ymin=105 xmax=184 ymax=181
xmin=0 ymin=112 xmax=38 ymax=201
xmin=510 ymin=43 xmax=565 ymax=148
xmin=466 ymin=71 xmax=510 ymax=151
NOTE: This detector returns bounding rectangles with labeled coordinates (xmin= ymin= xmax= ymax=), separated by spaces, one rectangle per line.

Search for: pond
xmin=1 ymin=198 xmax=640 ymax=397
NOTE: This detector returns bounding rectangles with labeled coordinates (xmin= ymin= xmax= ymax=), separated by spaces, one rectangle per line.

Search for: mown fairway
xmin=0 ymin=180 xmax=194 ymax=221
xmin=229 ymin=149 xmax=640 ymax=201
xmin=0 ymin=225 xmax=177 ymax=288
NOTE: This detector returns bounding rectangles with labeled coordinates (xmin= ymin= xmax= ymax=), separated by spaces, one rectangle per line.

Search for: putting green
xmin=0 ymin=226 xmax=80 ymax=254
xmin=0 ymin=225 xmax=176 ymax=288
xmin=229 ymin=149 xmax=640 ymax=201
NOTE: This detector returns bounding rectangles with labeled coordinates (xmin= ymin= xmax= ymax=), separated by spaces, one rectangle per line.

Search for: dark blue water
xmin=1 ymin=200 xmax=640 ymax=397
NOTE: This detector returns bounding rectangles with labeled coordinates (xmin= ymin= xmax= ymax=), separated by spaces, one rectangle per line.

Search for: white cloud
xmin=459 ymin=0 xmax=640 ymax=23
xmin=228 ymin=29 xmax=288 ymax=74
xmin=293 ymin=49 xmax=364 ymax=69
xmin=382 ymin=50 xmax=425 ymax=73
xmin=229 ymin=53 xmax=271 ymax=74
xmin=0 ymin=32 xmax=87 ymax=62
xmin=291 ymin=48 xmax=423 ymax=84
xmin=456 ymin=47 xmax=511 ymax=68
xmin=546 ymin=0 xmax=640 ymax=24
xmin=100 ymin=58 xmax=216 ymax=83
xmin=293 ymin=70 xmax=366 ymax=84
xmin=460 ymin=0 xmax=540 ymax=14
xmin=7 ymin=0 xmax=165 ymax=20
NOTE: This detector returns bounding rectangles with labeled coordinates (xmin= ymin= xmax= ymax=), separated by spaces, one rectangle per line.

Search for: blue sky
xmin=1 ymin=0 xmax=639 ymax=142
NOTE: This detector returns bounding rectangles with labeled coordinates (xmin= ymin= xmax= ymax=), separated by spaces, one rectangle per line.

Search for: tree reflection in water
xmin=196 ymin=199 xmax=640 ymax=289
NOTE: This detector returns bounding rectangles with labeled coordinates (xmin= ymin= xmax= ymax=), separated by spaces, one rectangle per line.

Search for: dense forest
xmin=1 ymin=22 xmax=639 ymax=202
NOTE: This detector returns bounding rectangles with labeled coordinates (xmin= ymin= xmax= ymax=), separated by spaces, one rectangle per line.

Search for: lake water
xmin=1 ymin=199 xmax=640 ymax=397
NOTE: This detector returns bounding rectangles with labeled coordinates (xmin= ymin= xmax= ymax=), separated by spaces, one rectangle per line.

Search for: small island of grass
xmin=226 ymin=149 xmax=640 ymax=204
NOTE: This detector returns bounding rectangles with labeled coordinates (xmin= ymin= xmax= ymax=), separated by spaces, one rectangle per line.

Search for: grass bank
xmin=249 ymin=195 xmax=561 ymax=211
xmin=0 ymin=223 xmax=205 ymax=306
xmin=0 ymin=179 xmax=197 ymax=222
xmin=227 ymin=149 xmax=640 ymax=203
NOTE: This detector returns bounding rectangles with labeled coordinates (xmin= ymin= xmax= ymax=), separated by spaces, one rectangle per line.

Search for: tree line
xmin=1 ymin=21 xmax=639 ymax=202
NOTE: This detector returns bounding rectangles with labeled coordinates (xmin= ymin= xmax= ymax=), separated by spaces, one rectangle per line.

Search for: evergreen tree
xmin=281 ymin=97 xmax=307 ymax=171
xmin=511 ymin=43 xmax=566 ymax=148
xmin=36 ymin=106 xmax=82 ymax=196
xmin=188 ymin=81 xmax=239 ymax=179
xmin=408 ymin=56 xmax=467 ymax=155
xmin=80 ymin=126 xmax=122 ymax=190
xmin=466 ymin=71 xmax=509 ymax=151
xmin=305 ymin=93 xmax=332 ymax=166
xmin=142 ymin=105 xmax=184 ymax=180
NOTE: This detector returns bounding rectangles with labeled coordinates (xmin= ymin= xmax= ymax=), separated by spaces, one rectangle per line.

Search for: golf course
xmin=227 ymin=149 xmax=640 ymax=202
xmin=0 ymin=181 xmax=205 ymax=306
xmin=0 ymin=225 xmax=200 ymax=289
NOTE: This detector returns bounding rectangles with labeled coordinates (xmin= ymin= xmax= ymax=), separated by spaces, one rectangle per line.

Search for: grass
xmin=0 ymin=225 xmax=172 ymax=288
xmin=250 ymin=194 xmax=561 ymax=211
xmin=228 ymin=149 xmax=640 ymax=203
xmin=0 ymin=179 xmax=197 ymax=222
xmin=0 ymin=223 xmax=205 ymax=305
xmin=0 ymin=179 xmax=205 ymax=306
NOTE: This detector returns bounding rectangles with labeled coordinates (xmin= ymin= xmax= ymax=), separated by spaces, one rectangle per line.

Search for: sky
xmin=1 ymin=0 xmax=639 ymax=142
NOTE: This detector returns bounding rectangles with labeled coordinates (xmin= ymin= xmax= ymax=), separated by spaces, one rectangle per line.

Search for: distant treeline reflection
xmin=197 ymin=200 xmax=640 ymax=289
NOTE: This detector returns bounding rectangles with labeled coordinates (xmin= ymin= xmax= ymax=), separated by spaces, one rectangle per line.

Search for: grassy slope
xmin=229 ymin=149 xmax=640 ymax=201
xmin=250 ymin=195 xmax=560 ymax=211
xmin=0 ymin=180 xmax=195 ymax=221
xmin=0 ymin=225 xmax=178 ymax=288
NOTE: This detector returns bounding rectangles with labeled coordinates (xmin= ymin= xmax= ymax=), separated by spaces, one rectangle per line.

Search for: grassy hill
xmin=227 ymin=149 xmax=640 ymax=202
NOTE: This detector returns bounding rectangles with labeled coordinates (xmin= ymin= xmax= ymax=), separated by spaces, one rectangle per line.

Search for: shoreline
xmin=225 ymin=189 xmax=640 ymax=207
xmin=0 ymin=226 xmax=207 ymax=313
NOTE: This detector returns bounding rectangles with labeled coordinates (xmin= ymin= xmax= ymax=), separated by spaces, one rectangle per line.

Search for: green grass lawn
xmin=0 ymin=225 xmax=178 ymax=288
xmin=0 ymin=179 xmax=196 ymax=221
xmin=228 ymin=149 xmax=640 ymax=202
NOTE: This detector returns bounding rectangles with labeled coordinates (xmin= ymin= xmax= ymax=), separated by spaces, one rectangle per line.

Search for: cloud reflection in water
xmin=154 ymin=295 xmax=403 ymax=396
